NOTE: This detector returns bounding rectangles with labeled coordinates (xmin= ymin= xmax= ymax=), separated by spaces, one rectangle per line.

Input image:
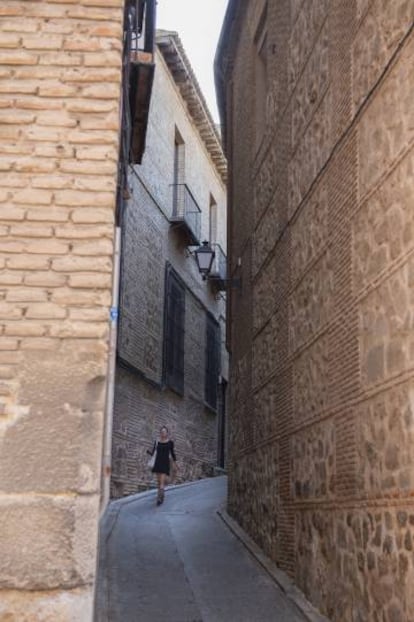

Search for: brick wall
xmin=0 ymin=1 xmax=123 ymax=619
xmin=110 ymin=45 xmax=227 ymax=497
xmin=221 ymin=0 xmax=414 ymax=620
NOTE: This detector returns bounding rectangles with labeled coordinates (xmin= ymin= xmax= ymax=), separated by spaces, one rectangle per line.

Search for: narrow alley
xmin=95 ymin=477 xmax=310 ymax=622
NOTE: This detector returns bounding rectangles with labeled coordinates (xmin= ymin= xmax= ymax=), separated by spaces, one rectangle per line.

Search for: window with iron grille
xmin=205 ymin=314 xmax=221 ymax=410
xmin=163 ymin=266 xmax=185 ymax=395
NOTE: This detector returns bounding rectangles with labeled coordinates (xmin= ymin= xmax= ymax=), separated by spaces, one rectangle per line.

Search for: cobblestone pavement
xmin=95 ymin=476 xmax=307 ymax=622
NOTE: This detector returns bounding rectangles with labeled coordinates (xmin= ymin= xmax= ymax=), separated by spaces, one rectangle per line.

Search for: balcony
xmin=208 ymin=243 xmax=227 ymax=290
xmin=170 ymin=184 xmax=201 ymax=246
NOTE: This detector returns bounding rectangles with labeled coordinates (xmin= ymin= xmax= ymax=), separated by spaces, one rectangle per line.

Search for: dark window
xmin=205 ymin=314 xmax=220 ymax=410
xmin=164 ymin=266 xmax=185 ymax=395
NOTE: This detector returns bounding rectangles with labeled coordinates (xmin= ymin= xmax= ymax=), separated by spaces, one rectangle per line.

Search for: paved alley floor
xmin=95 ymin=476 xmax=307 ymax=622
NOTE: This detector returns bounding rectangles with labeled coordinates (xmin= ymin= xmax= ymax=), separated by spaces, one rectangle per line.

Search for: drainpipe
xmin=101 ymin=225 xmax=122 ymax=513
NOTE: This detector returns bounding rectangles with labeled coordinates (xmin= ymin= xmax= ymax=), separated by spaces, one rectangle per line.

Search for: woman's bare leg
xmin=156 ymin=473 xmax=162 ymax=504
xmin=156 ymin=473 xmax=167 ymax=504
xmin=159 ymin=473 xmax=166 ymax=502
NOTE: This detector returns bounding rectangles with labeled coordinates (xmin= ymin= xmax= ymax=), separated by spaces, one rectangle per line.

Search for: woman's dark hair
xmin=160 ymin=425 xmax=168 ymax=433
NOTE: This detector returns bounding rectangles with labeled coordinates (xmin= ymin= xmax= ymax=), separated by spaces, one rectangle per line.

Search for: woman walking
xmin=148 ymin=426 xmax=177 ymax=505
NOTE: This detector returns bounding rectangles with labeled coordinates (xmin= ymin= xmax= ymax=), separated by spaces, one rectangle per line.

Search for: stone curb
xmin=217 ymin=509 xmax=331 ymax=622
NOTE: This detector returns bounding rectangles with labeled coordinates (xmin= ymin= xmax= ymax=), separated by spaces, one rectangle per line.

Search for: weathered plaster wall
xmin=224 ymin=0 xmax=414 ymax=620
xmin=111 ymin=46 xmax=227 ymax=497
xmin=0 ymin=1 xmax=123 ymax=618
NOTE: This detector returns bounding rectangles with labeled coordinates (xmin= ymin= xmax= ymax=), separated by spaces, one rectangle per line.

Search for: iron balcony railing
xmin=171 ymin=183 xmax=202 ymax=245
xmin=208 ymin=243 xmax=227 ymax=289
xmin=128 ymin=0 xmax=156 ymax=55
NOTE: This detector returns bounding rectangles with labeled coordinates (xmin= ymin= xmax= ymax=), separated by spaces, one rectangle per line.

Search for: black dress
xmin=152 ymin=440 xmax=176 ymax=475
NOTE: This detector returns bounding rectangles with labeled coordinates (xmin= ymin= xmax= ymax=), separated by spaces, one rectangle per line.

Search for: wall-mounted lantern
xmin=194 ymin=240 xmax=241 ymax=290
xmin=194 ymin=240 xmax=215 ymax=280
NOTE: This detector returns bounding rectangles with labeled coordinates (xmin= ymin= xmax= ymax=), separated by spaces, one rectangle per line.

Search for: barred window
xmin=205 ymin=313 xmax=220 ymax=410
xmin=163 ymin=266 xmax=185 ymax=395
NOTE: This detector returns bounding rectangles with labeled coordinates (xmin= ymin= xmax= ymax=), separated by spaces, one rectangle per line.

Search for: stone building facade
xmin=111 ymin=31 xmax=228 ymax=497
xmin=0 ymin=1 xmax=126 ymax=619
xmin=216 ymin=1 xmax=414 ymax=621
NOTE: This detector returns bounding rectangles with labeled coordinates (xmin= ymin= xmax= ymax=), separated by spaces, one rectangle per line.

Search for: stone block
xmin=20 ymin=338 xmax=59 ymax=351
xmin=66 ymin=100 xmax=117 ymax=114
xmin=1 ymin=207 xmax=25 ymax=221
xmin=13 ymin=188 xmax=52 ymax=205
xmin=71 ymin=207 xmax=114 ymax=224
xmin=35 ymin=112 xmax=77 ymax=128
xmin=34 ymin=144 xmax=74 ymax=159
xmin=71 ymin=239 xmax=113 ymax=256
xmin=55 ymin=190 xmax=114 ymax=208
xmin=293 ymin=335 xmax=330 ymax=425
xmin=26 ymin=207 xmax=69 ymax=222
xmin=359 ymin=35 xmax=414 ymax=198
xmin=82 ymin=50 xmax=121 ymax=67
xmin=0 ymin=33 xmax=20 ymax=48
xmin=4 ymin=322 xmax=46 ymax=337
xmin=22 ymin=35 xmax=63 ymax=50
xmin=252 ymin=310 xmax=287 ymax=389
xmin=291 ymin=22 xmax=329 ymax=150
xmin=60 ymin=159 xmax=116 ymax=175
xmin=49 ymin=321 xmax=108 ymax=339
xmin=0 ymin=110 xmax=35 ymax=125
xmin=51 ymin=255 xmax=113 ymax=273
xmin=359 ymin=260 xmax=413 ymax=386
xmin=9 ymin=224 xmax=53 ymax=239
xmin=69 ymin=308 xmax=108 ymax=322
xmin=253 ymin=192 xmax=285 ymax=276
xmin=0 ymin=303 xmax=23 ymax=320
xmin=290 ymin=179 xmax=328 ymax=282
xmin=6 ymin=288 xmax=48 ymax=302
xmin=288 ymin=0 xmax=329 ymax=93
xmin=253 ymin=237 xmax=290 ymax=333
xmin=16 ymin=96 xmax=63 ymax=110
xmin=289 ymin=252 xmax=333 ymax=353
xmin=24 ymin=271 xmax=67 ymax=287
xmin=15 ymin=157 xmax=57 ymax=173
xmin=25 ymin=239 xmax=69 ymax=255
xmin=80 ymin=83 xmax=121 ymax=100
xmin=292 ymin=421 xmax=335 ymax=500
xmin=288 ymin=89 xmax=332 ymax=213
xmin=51 ymin=288 xmax=111 ymax=306
xmin=0 ymin=338 xmax=18 ymax=351
xmin=357 ymin=382 xmax=414 ymax=495
xmin=55 ymin=225 xmax=112 ymax=240
xmin=39 ymin=51 xmax=83 ymax=66
xmin=79 ymin=113 xmax=119 ymax=131
xmin=69 ymin=272 xmax=112 ymax=289
xmin=0 ymin=495 xmax=99 ymax=590
xmin=25 ymin=303 xmax=67 ymax=320
xmin=353 ymin=151 xmax=414 ymax=293
xmin=0 ymin=272 xmax=23 ymax=286
xmin=0 ymin=587 xmax=93 ymax=622
xmin=353 ymin=0 xmax=414 ymax=111
xmin=0 ymin=51 xmax=38 ymax=65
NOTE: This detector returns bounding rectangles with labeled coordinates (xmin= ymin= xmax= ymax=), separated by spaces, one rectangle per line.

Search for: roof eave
xmin=156 ymin=30 xmax=227 ymax=184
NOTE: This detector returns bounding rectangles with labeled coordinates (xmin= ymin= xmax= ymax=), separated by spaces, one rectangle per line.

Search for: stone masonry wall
xmin=0 ymin=1 xmax=123 ymax=619
xmin=224 ymin=1 xmax=414 ymax=620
